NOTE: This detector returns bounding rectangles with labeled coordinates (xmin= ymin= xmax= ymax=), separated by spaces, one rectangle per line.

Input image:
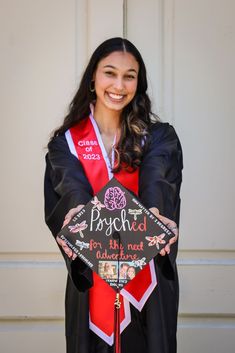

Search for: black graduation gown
xmin=44 ymin=122 xmax=183 ymax=353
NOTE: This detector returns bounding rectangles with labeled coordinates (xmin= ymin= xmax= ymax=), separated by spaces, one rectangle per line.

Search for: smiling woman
xmin=44 ymin=37 xmax=183 ymax=353
xmin=49 ymin=38 xmax=152 ymax=174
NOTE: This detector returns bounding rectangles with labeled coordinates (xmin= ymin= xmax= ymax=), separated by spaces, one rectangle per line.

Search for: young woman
xmin=44 ymin=37 xmax=183 ymax=353
xmin=126 ymin=266 xmax=136 ymax=280
xmin=103 ymin=262 xmax=115 ymax=280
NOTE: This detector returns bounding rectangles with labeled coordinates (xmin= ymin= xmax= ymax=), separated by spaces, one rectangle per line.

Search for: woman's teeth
xmin=108 ymin=93 xmax=124 ymax=100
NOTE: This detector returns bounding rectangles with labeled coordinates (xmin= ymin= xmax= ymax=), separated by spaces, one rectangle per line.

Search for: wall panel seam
xmin=177 ymin=259 xmax=235 ymax=266
xmin=123 ymin=0 xmax=127 ymax=38
xmin=1 ymin=259 xmax=235 ymax=268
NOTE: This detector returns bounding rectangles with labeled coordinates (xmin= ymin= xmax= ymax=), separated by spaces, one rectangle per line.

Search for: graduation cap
xmin=58 ymin=177 xmax=175 ymax=291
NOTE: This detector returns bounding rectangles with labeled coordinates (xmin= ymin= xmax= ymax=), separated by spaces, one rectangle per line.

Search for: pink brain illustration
xmin=104 ymin=187 xmax=126 ymax=210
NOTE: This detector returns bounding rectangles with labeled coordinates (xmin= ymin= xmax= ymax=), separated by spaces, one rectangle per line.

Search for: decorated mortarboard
xmin=57 ymin=177 xmax=175 ymax=290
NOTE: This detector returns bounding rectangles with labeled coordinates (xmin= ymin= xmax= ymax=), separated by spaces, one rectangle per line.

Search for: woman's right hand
xmin=56 ymin=204 xmax=85 ymax=260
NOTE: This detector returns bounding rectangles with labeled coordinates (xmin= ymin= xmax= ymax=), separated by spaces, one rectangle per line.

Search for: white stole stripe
xmin=89 ymin=297 xmax=131 ymax=346
xmin=120 ymin=259 xmax=157 ymax=311
xmin=65 ymin=130 xmax=79 ymax=158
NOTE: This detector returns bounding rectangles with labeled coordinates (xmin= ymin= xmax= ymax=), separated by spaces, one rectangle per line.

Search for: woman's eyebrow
xmin=103 ymin=64 xmax=138 ymax=73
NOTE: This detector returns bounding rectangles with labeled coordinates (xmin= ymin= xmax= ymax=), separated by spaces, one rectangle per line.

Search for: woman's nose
xmin=113 ymin=77 xmax=124 ymax=91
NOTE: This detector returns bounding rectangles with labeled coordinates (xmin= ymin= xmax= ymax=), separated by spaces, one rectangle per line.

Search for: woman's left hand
xmin=149 ymin=207 xmax=178 ymax=256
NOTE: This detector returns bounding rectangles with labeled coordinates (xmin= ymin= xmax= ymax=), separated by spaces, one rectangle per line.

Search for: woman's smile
xmin=106 ymin=92 xmax=126 ymax=102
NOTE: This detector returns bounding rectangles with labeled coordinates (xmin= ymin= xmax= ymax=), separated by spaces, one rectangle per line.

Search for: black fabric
xmin=44 ymin=122 xmax=183 ymax=353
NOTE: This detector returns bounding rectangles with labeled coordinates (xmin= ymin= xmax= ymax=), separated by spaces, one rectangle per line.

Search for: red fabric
xmin=89 ymin=274 xmax=124 ymax=337
xmin=69 ymin=117 xmax=154 ymax=340
xmin=70 ymin=118 xmax=110 ymax=194
xmin=123 ymin=264 xmax=152 ymax=302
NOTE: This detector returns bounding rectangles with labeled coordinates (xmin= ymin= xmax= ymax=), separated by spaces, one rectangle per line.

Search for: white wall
xmin=0 ymin=1 xmax=234 ymax=352
xmin=127 ymin=2 xmax=235 ymax=349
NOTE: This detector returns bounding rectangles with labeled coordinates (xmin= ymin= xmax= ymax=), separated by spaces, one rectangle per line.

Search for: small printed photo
xmin=119 ymin=262 xmax=136 ymax=280
xmin=98 ymin=261 xmax=118 ymax=280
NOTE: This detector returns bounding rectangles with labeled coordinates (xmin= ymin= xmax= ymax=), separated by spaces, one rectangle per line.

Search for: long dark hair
xmin=51 ymin=37 xmax=154 ymax=172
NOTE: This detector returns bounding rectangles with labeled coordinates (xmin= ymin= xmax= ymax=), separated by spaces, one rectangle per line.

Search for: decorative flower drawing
xmin=145 ymin=234 xmax=166 ymax=250
xmin=91 ymin=196 xmax=105 ymax=211
xmin=133 ymin=257 xmax=146 ymax=269
xmin=68 ymin=220 xmax=88 ymax=238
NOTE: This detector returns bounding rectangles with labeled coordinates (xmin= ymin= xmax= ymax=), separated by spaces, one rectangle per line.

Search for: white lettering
xmin=90 ymin=209 xmax=132 ymax=236
xmin=78 ymin=140 xmax=98 ymax=147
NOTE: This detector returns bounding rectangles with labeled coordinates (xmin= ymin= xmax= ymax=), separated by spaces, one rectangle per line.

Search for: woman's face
xmin=127 ymin=267 xmax=135 ymax=279
xmin=93 ymin=51 xmax=139 ymax=114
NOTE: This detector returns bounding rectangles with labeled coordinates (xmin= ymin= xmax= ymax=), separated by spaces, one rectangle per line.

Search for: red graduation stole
xmin=65 ymin=116 xmax=157 ymax=346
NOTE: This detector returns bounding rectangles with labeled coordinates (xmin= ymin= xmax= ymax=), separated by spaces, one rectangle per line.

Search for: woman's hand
xmin=56 ymin=204 xmax=85 ymax=260
xmin=149 ymin=207 xmax=178 ymax=256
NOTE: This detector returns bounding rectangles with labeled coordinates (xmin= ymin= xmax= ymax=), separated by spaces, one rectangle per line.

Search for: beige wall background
xmin=0 ymin=0 xmax=234 ymax=352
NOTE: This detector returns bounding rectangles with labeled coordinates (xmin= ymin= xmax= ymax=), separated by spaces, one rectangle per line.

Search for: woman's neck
xmin=93 ymin=103 xmax=121 ymax=137
xmin=92 ymin=103 xmax=121 ymax=159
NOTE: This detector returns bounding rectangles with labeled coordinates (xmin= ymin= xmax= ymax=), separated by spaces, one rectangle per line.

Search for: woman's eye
xmin=125 ymin=75 xmax=136 ymax=80
xmin=105 ymin=71 xmax=115 ymax=76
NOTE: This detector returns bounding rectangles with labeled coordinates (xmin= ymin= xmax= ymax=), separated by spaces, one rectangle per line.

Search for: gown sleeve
xmin=139 ymin=122 xmax=183 ymax=263
xmin=44 ymin=134 xmax=94 ymax=291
